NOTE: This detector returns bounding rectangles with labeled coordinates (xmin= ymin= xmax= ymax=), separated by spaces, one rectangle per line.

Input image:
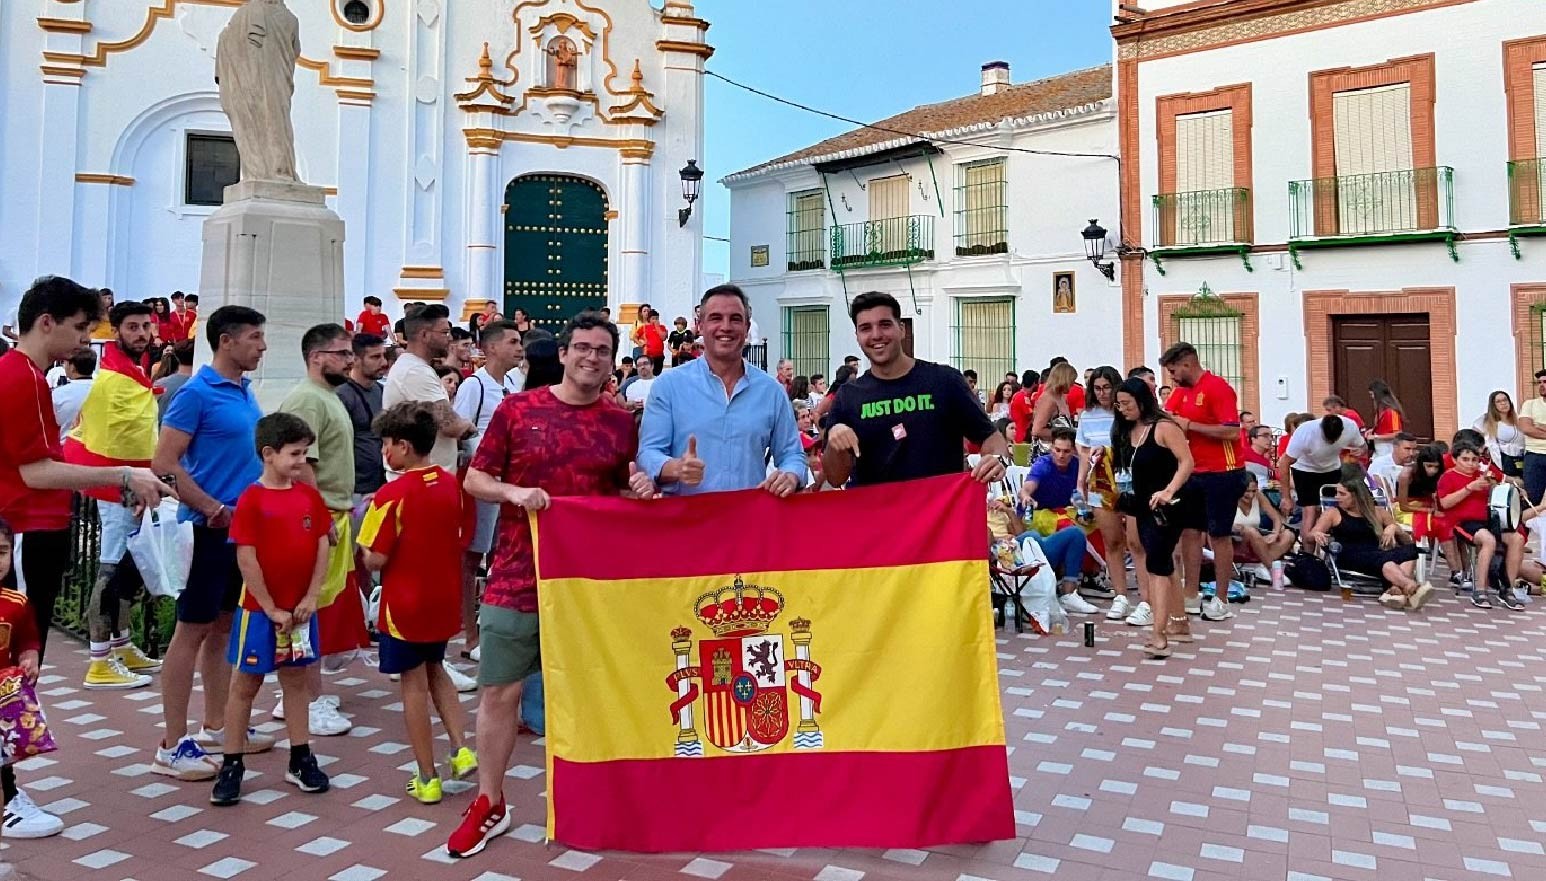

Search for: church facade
xmin=1 ymin=0 xmax=710 ymax=331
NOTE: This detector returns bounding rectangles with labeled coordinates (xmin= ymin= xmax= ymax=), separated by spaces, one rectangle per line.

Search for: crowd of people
xmin=0 ymin=274 xmax=1540 ymax=870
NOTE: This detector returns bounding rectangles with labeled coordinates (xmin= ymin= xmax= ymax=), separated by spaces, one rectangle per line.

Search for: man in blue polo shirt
xmin=635 ymin=285 xmax=804 ymax=497
xmin=150 ymin=305 xmax=270 ymax=781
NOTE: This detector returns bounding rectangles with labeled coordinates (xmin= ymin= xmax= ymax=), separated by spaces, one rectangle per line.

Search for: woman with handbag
xmin=1112 ymin=377 xmax=1195 ymax=659
xmin=1476 ymin=390 xmax=1526 ymax=479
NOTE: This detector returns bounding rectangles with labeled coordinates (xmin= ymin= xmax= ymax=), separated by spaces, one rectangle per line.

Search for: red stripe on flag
xmin=537 ymin=473 xmax=986 ymax=581
xmin=551 ymin=746 xmax=1015 ymax=852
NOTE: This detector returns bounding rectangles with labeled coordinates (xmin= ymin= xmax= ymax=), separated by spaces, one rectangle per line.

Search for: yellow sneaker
xmin=406 ymin=774 xmax=442 ymax=805
xmin=83 ymin=657 xmax=152 ymax=690
xmin=112 ymin=643 xmax=162 ymax=673
xmin=449 ymin=746 xmax=478 ymax=781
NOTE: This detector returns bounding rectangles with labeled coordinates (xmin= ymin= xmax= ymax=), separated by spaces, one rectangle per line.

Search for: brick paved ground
xmin=6 ymin=586 xmax=1546 ymax=881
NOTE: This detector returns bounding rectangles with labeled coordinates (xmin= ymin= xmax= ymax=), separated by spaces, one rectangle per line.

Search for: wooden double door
xmin=1331 ymin=313 xmax=1433 ymax=441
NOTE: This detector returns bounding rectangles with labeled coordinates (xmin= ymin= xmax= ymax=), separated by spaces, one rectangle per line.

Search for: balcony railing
xmin=786 ymin=227 xmax=826 ymax=271
xmin=1152 ymin=188 xmax=1252 ymax=248
xmin=1509 ymin=158 xmax=1545 ymax=227
xmin=830 ymin=215 xmax=934 ymax=269
xmin=1288 ymin=166 xmax=1454 ymax=240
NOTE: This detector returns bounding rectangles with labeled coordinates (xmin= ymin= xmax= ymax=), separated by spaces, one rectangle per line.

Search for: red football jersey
xmin=357 ymin=465 xmax=473 ymax=642
xmin=0 ymin=589 xmax=40 ymax=668
xmin=1165 ymin=371 xmax=1243 ymax=473
xmin=229 ymin=482 xmax=331 ymax=612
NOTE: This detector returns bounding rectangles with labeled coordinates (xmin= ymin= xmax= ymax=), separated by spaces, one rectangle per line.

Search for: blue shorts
xmin=228 ymin=609 xmax=320 ymax=676
xmin=179 ymin=526 xmax=243 ymax=625
xmin=377 ymin=634 xmax=448 ymax=675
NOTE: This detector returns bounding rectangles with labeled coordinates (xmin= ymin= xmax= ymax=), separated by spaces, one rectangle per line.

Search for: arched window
xmin=342 ymin=1 xmax=371 ymax=25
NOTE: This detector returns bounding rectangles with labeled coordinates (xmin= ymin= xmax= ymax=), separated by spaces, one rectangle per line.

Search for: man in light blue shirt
xmin=636 ymin=285 xmax=805 ymax=497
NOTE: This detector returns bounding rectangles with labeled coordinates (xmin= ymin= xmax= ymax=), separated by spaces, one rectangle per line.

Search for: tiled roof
xmin=726 ymin=63 xmax=1112 ymax=181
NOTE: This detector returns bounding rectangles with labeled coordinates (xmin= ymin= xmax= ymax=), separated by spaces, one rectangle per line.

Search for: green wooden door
xmin=504 ymin=174 xmax=609 ymax=332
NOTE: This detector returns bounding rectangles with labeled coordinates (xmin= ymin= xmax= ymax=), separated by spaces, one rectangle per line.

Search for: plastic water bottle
xmin=1270 ymin=559 xmax=1284 ymax=590
xmin=1071 ymin=491 xmax=1093 ymax=525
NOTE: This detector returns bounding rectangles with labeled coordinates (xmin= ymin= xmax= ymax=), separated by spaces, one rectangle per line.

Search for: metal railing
xmin=54 ymin=495 xmax=175 ymax=656
xmin=1289 ymin=166 xmax=1454 ymax=239
xmin=951 ymin=297 xmax=1016 ymax=384
xmin=785 ymin=226 xmax=826 ymax=271
xmin=830 ymin=215 xmax=934 ymax=269
xmin=782 ymin=306 xmax=829 ymax=380
xmin=1509 ymin=158 xmax=1545 ymax=227
xmin=1152 ymin=188 xmax=1252 ymax=247
xmin=955 ymin=173 xmax=1008 ymax=256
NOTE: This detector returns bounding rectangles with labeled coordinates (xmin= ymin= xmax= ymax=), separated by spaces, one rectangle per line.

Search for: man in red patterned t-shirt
xmin=448 ymin=311 xmax=638 ymax=860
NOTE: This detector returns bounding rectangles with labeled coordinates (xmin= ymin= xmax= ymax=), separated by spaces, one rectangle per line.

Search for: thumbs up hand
xmin=628 ymin=462 xmax=661 ymax=499
xmin=679 ymin=435 xmax=705 ymax=487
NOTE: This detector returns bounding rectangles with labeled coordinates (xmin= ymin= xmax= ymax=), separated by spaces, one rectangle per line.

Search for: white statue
xmin=215 ymin=0 xmax=301 ymax=183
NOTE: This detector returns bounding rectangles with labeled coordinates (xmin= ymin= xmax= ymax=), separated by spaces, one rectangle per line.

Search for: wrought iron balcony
xmin=1152 ymin=188 xmax=1252 ymax=248
xmin=1287 ymin=166 xmax=1455 ymax=264
xmin=785 ymin=228 xmax=826 ymax=272
xmin=1509 ymin=158 xmax=1545 ymax=227
xmin=830 ymin=215 xmax=934 ymax=269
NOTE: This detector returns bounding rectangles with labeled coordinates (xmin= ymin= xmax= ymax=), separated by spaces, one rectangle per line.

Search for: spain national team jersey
xmin=229 ymin=482 xmax=332 ymax=612
xmin=357 ymin=465 xmax=473 ymax=642
xmin=0 ymin=589 xmax=40 ymax=668
xmin=1165 ymin=370 xmax=1243 ymax=473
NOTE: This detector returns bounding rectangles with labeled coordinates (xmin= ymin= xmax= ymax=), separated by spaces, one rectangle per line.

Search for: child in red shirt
xmin=1437 ymin=443 xmax=1524 ymax=610
xmin=0 ymin=517 xmax=43 ymax=846
xmin=355 ymin=295 xmax=392 ymax=339
xmin=359 ymin=403 xmax=478 ymax=804
xmin=213 ymin=413 xmax=333 ymax=806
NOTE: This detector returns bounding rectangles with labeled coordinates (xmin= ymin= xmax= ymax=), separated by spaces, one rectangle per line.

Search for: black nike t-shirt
xmin=827 ymin=359 xmax=995 ymax=487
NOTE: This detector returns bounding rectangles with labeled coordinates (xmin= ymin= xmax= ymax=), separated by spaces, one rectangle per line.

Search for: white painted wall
xmin=1127 ymin=0 xmax=1546 ymax=431
xmin=728 ymin=103 xmax=1123 ymax=382
xmin=1 ymin=0 xmax=705 ymax=327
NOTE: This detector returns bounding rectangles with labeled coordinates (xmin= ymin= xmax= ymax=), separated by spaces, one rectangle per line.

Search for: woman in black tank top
xmin=1112 ymin=378 xmax=1195 ymax=659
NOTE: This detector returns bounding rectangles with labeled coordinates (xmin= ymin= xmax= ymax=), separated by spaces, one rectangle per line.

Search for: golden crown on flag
xmin=695 ymin=576 xmax=785 ymax=637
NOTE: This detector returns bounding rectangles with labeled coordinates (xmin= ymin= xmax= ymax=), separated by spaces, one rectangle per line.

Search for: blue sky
xmin=694 ymin=0 xmax=1114 ymax=276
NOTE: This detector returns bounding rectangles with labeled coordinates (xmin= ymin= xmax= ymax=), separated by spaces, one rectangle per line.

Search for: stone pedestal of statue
xmin=195 ymin=180 xmax=345 ymax=409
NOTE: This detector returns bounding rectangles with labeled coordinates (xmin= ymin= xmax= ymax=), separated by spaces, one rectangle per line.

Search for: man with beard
xmin=64 ymin=300 xmax=166 ymax=690
xmin=448 ymin=311 xmax=638 ymax=860
xmin=152 ymin=305 xmax=268 ymax=781
xmin=636 ymin=285 xmax=804 ymax=498
xmin=822 ymin=291 xmax=1006 ymax=488
xmin=384 ymin=304 xmax=474 ymax=475
xmin=273 ymin=324 xmax=359 ymax=736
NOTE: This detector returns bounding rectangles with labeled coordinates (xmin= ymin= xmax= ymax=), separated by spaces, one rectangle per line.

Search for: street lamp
xmin=678 ymin=159 xmax=703 ymax=227
xmin=1081 ymin=218 xmax=1115 ymax=281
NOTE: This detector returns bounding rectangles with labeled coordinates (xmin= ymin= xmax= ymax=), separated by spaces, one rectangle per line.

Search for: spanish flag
xmin=533 ymin=474 xmax=1014 ymax=852
xmin=63 ymin=344 xmax=159 ymax=502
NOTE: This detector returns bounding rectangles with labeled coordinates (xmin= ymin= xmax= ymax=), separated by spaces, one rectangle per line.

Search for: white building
xmin=1113 ymin=0 xmax=1546 ymax=440
xmin=724 ymin=63 xmax=1119 ymax=388
xmin=2 ymin=0 xmax=711 ymax=332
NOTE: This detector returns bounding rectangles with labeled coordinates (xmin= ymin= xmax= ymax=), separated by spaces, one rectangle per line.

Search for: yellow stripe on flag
xmin=538 ymin=560 xmax=1005 ymax=764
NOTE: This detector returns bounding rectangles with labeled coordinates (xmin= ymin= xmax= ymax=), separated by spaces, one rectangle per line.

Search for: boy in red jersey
xmin=1438 ymin=442 xmax=1524 ymax=611
xmin=211 ymin=413 xmax=333 ymax=806
xmin=355 ymin=296 xmax=392 ymax=339
xmin=359 ymin=403 xmax=479 ymax=805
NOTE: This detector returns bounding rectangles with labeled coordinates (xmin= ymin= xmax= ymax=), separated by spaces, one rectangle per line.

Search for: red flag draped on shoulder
xmin=532 ymin=473 xmax=1014 ymax=852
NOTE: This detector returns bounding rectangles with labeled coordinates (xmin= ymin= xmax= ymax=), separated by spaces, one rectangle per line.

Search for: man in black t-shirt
xmin=823 ymin=292 xmax=1008 ymax=487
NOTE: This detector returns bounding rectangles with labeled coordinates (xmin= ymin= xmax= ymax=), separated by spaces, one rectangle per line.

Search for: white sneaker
xmin=308 ymin=698 xmax=352 ymax=737
xmin=1201 ymin=595 xmax=1234 ymax=621
xmin=272 ymin=690 xmax=285 ymax=721
xmin=1058 ymin=592 xmax=1101 ymax=615
xmin=1124 ymin=600 xmax=1154 ymax=627
xmin=2 ymin=789 xmax=64 ymax=839
xmin=444 ymin=662 xmax=478 ymax=693
xmin=468 ymin=644 xmax=481 ymax=663
xmin=1105 ymin=594 xmax=1133 ymax=621
xmin=1184 ymin=596 xmax=1202 ymax=616
xmin=151 ymin=736 xmax=219 ymax=782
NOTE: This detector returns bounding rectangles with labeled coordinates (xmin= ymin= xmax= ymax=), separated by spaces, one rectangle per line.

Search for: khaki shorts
xmin=478 ymin=606 xmax=540 ymax=687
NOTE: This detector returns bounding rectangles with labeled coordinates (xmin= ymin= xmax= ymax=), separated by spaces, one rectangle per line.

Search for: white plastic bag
xmin=127 ymin=499 xmax=194 ymax=599
xmin=1015 ymin=536 xmax=1068 ymax=636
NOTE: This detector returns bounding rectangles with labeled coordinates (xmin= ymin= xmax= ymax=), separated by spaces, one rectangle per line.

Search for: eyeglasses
xmin=568 ymin=342 xmax=613 ymax=359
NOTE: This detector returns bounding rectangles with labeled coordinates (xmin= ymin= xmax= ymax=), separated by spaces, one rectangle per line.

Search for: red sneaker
xmin=446 ymin=794 xmax=512 ymax=859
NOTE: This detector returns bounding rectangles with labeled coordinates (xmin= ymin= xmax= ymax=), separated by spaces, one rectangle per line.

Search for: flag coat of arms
xmin=533 ymin=474 xmax=1014 ymax=852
